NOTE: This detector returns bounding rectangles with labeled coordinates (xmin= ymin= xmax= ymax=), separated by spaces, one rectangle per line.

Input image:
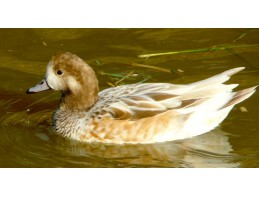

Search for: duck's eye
xmin=57 ymin=70 xmax=63 ymax=75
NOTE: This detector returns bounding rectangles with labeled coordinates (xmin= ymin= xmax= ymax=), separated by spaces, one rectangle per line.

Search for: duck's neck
xmin=59 ymin=84 xmax=99 ymax=112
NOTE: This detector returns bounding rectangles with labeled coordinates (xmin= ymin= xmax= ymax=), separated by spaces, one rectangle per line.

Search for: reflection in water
xmin=53 ymin=128 xmax=239 ymax=167
xmin=0 ymin=106 xmax=239 ymax=167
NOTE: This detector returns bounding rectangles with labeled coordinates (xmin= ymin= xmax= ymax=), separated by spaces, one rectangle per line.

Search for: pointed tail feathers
xmin=190 ymin=67 xmax=256 ymax=109
xmin=191 ymin=67 xmax=245 ymax=88
xmin=220 ymin=67 xmax=245 ymax=77
xmin=222 ymin=86 xmax=257 ymax=109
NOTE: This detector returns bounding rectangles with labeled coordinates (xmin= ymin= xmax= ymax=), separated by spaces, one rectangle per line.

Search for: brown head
xmin=27 ymin=52 xmax=99 ymax=111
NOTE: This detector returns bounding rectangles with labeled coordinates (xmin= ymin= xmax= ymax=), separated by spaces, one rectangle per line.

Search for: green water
xmin=0 ymin=29 xmax=258 ymax=167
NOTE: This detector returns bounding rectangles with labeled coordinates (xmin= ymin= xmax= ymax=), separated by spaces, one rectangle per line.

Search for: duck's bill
xmin=26 ymin=78 xmax=51 ymax=94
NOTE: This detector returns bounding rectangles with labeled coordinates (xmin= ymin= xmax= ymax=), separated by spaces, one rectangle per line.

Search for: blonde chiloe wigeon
xmin=27 ymin=52 xmax=257 ymax=144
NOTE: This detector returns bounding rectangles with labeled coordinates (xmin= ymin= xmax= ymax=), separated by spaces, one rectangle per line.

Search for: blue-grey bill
xmin=26 ymin=78 xmax=51 ymax=94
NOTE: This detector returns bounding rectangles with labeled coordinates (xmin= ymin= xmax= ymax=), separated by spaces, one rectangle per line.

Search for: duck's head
xmin=27 ymin=52 xmax=99 ymax=110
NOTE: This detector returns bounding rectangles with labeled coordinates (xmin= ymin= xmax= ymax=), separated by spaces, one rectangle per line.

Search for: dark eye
xmin=57 ymin=70 xmax=63 ymax=75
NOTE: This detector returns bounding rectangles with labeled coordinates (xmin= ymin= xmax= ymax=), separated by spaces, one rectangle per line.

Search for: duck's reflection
xmin=54 ymin=128 xmax=239 ymax=167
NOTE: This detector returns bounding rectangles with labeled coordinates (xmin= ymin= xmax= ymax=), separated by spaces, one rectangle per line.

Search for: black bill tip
xmin=26 ymin=89 xmax=34 ymax=94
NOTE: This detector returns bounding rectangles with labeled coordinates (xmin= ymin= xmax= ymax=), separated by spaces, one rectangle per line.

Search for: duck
xmin=26 ymin=52 xmax=257 ymax=144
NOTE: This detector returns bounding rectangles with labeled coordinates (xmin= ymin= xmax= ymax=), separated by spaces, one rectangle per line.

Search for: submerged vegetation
xmin=99 ymin=42 xmax=259 ymax=86
xmin=138 ymin=43 xmax=259 ymax=59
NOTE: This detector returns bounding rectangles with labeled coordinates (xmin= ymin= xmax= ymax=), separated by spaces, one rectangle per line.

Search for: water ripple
xmin=0 ymin=118 xmax=240 ymax=167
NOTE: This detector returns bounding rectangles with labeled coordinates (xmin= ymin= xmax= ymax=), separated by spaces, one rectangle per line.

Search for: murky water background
xmin=0 ymin=29 xmax=258 ymax=167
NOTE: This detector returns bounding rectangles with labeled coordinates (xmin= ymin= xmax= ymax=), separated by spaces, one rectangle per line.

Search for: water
xmin=0 ymin=29 xmax=258 ymax=167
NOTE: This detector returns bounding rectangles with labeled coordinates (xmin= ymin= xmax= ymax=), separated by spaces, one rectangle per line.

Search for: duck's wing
xmin=95 ymin=83 xmax=194 ymax=120
xmin=92 ymin=67 xmax=253 ymax=120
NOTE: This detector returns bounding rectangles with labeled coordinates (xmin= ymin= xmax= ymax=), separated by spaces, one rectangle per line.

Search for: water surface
xmin=0 ymin=29 xmax=258 ymax=167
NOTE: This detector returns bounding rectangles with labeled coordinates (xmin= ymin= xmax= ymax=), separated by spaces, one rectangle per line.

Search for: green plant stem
xmin=138 ymin=44 xmax=259 ymax=59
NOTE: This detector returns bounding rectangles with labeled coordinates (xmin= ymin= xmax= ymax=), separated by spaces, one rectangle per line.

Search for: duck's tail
xmin=221 ymin=85 xmax=257 ymax=109
xmin=189 ymin=67 xmax=257 ymax=109
xmin=190 ymin=67 xmax=245 ymax=88
xmin=220 ymin=67 xmax=246 ymax=77
xmin=219 ymin=67 xmax=257 ymax=109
